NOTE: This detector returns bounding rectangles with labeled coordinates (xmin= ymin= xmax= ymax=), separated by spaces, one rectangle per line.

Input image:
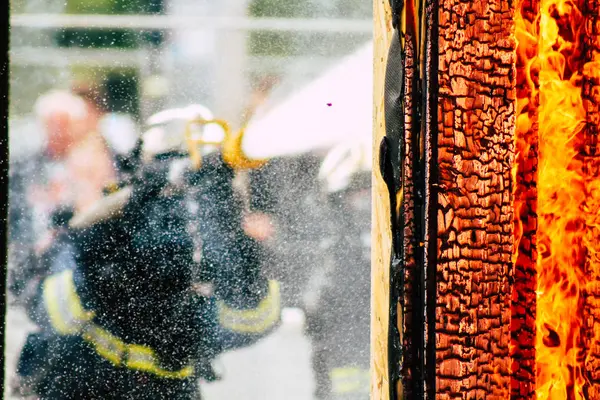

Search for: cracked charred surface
xmin=436 ymin=0 xmax=517 ymax=398
xmin=580 ymin=0 xmax=600 ymax=397
xmin=423 ymin=0 xmax=438 ymax=398
xmin=401 ymin=31 xmax=419 ymax=399
xmin=512 ymin=0 xmax=540 ymax=398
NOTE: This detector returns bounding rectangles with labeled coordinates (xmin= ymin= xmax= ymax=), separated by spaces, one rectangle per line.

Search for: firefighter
xmin=305 ymin=138 xmax=372 ymax=399
xmin=9 ymin=88 xmax=120 ymax=306
xmin=74 ymin=81 xmax=140 ymax=180
xmin=26 ymin=83 xmax=138 ymax=232
xmin=14 ymin=105 xmax=281 ymax=399
xmin=30 ymin=88 xmax=117 ymax=216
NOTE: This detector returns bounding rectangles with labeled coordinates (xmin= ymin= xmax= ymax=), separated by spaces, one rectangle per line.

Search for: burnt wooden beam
xmin=375 ymin=0 xmax=600 ymax=398
xmin=423 ymin=0 xmax=438 ymax=396
xmin=435 ymin=0 xmax=516 ymax=397
xmin=377 ymin=0 xmax=521 ymax=398
xmin=512 ymin=0 xmax=540 ymax=398
xmin=581 ymin=0 xmax=600 ymax=397
xmin=400 ymin=0 xmax=423 ymax=395
xmin=382 ymin=1 xmax=415 ymax=399
xmin=581 ymin=0 xmax=600 ymax=166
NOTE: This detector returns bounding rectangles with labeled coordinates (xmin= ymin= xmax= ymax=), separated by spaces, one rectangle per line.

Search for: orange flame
xmin=515 ymin=0 xmax=600 ymax=398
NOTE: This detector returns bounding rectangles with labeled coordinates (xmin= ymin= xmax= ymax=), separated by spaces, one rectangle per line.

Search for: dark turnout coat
xmin=18 ymin=152 xmax=280 ymax=400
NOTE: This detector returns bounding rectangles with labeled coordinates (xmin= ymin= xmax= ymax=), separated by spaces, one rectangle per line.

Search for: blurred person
xmin=13 ymin=104 xmax=281 ymax=399
xmin=99 ymin=111 xmax=141 ymax=178
xmin=75 ymin=82 xmax=141 ymax=179
xmin=7 ymin=149 xmax=43 ymax=297
xmin=8 ymin=116 xmax=46 ymax=255
xmin=9 ymin=88 xmax=118 ymax=304
xmin=304 ymin=139 xmax=372 ymax=400
xmin=31 ymin=87 xmax=116 ymax=216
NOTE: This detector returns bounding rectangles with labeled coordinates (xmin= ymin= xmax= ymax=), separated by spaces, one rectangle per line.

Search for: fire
xmin=515 ymin=0 xmax=600 ymax=398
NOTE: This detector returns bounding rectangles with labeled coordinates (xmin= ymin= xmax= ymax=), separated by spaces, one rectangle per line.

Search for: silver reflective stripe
xmin=127 ymin=350 xmax=155 ymax=366
xmin=125 ymin=343 xmax=159 ymax=372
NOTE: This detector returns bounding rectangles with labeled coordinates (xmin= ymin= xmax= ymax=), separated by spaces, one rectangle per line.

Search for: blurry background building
xmin=10 ymin=0 xmax=371 ymax=130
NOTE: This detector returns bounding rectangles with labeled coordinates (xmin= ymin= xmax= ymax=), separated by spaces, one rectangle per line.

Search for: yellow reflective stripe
xmin=43 ymin=270 xmax=95 ymax=335
xmin=330 ymin=367 xmax=370 ymax=394
xmin=123 ymin=343 xmax=193 ymax=379
xmin=83 ymin=325 xmax=125 ymax=366
xmin=218 ymin=280 xmax=281 ymax=334
xmin=126 ymin=345 xmax=158 ymax=367
xmin=65 ymin=273 xmax=95 ymax=322
xmin=126 ymin=344 xmax=192 ymax=379
xmin=126 ymin=345 xmax=161 ymax=375
xmin=43 ymin=273 xmax=73 ymax=334
xmin=42 ymin=272 xmax=192 ymax=379
xmin=82 ymin=325 xmax=194 ymax=379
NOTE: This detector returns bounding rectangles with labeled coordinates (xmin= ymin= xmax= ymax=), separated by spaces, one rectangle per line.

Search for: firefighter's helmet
xmin=141 ymin=104 xmax=230 ymax=169
xmin=318 ymin=137 xmax=372 ymax=194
